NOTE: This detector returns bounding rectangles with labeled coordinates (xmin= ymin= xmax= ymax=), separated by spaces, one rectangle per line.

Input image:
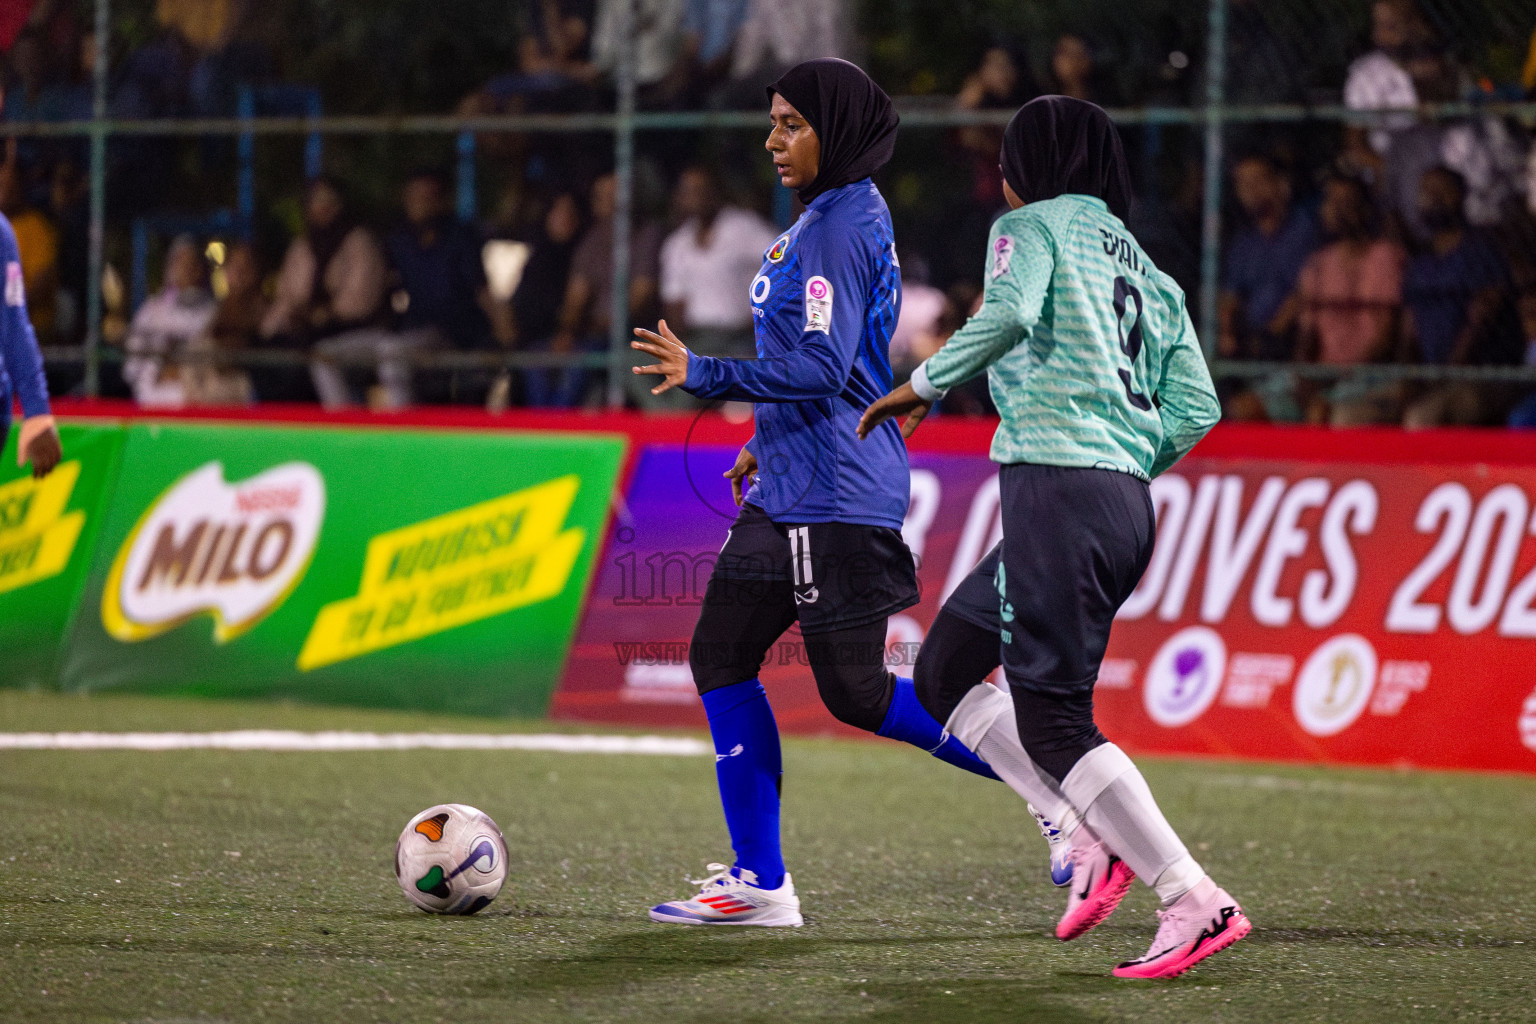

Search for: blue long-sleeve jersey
xmin=682 ymin=180 xmax=908 ymax=529
xmin=0 ymin=213 xmax=51 ymax=426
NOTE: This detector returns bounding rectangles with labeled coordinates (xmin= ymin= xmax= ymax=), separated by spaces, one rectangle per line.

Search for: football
xmin=394 ymin=804 xmax=509 ymax=915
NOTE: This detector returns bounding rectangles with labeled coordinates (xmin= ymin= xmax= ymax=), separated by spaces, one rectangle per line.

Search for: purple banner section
xmin=553 ymin=444 xmax=1001 ymax=734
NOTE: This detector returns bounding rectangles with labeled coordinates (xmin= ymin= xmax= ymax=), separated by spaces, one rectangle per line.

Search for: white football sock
xmin=1060 ymin=743 xmax=1206 ymax=905
xmin=945 ymin=684 xmax=1080 ymax=836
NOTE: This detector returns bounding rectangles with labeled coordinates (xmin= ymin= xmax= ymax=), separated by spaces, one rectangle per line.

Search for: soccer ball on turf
xmin=395 ymin=804 xmax=509 ymax=915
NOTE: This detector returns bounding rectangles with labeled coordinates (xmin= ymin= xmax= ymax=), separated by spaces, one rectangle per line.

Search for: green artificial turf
xmin=1 ymin=690 xmax=1533 ymax=1023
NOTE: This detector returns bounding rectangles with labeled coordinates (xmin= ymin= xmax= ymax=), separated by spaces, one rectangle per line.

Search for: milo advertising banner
xmin=0 ymin=424 xmax=126 ymax=689
xmin=61 ymin=423 xmax=623 ymax=716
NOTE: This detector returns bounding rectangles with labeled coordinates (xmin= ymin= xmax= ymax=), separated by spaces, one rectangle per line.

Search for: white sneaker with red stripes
xmin=648 ymin=863 xmax=804 ymax=927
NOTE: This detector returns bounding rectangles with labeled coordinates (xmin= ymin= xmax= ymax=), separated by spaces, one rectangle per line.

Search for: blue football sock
xmin=700 ymin=678 xmax=785 ymax=890
xmin=878 ymin=676 xmax=1001 ymax=782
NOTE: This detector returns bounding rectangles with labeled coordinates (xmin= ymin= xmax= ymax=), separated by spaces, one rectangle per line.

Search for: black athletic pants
xmin=690 ymin=575 xmax=895 ymax=733
xmin=688 ymin=504 xmax=921 ymax=732
xmin=915 ymin=464 xmax=1155 ymax=781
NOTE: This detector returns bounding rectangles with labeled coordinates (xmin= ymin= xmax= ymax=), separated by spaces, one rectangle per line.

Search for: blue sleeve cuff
xmin=19 ymin=395 xmax=52 ymax=418
xmin=682 ymin=351 xmax=705 ymax=395
xmin=910 ymin=361 xmax=948 ymax=402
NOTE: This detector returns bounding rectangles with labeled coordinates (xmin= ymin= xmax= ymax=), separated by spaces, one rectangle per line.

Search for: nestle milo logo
xmin=102 ymin=461 xmax=326 ymax=642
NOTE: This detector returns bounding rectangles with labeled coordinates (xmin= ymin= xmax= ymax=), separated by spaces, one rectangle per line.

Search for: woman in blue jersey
xmin=631 ymin=59 xmax=999 ymax=928
xmin=860 ymin=97 xmax=1246 ymax=979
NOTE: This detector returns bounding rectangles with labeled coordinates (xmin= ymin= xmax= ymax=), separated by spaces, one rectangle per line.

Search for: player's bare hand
xmin=631 ymin=319 xmax=691 ymax=395
xmin=858 ymin=382 xmax=933 ymax=441
xmin=723 ymin=446 xmax=758 ymax=506
xmin=18 ymin=416 xmax=62 ymax=478
xmin=896 ymin=398 xmax=933 ymax=439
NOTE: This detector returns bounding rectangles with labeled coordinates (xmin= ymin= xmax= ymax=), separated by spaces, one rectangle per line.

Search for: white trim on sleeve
xmin=909 ymin=360 xmax=949 ymax=402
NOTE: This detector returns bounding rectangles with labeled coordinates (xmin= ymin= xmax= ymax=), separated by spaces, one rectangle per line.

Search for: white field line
xmin=0 ymin=731 xmax=710 ymax=755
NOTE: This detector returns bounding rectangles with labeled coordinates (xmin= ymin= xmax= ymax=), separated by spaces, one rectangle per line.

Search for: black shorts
xmin=714 ymin=503 xmax=920 ymax=635
xmin=942 ymin=542 xmax=1003 ymax=633
xmin=991 ymin=463 xmax=1155 ymax=699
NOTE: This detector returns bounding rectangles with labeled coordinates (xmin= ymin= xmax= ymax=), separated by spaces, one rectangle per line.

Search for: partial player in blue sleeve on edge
xmin=0 ymin=87 xmax=62 ymax=479
xmin=632 ymin=59 xmax=1066 ymax=929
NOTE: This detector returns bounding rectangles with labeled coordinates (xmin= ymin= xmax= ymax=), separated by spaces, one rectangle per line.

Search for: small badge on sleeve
xmin=804 ymin=276 xmax=833 ymax=334
xmin=4 ymin=262 xmax=23 ymax=307
xmin=990 ymin=236 xmax=1015 ymax=280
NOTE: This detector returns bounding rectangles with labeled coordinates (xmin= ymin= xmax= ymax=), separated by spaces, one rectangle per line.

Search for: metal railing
xmin=10 ymin=0 xmax=1536 ymax=404
xmin=47 ymin=347 xmax=1536 ymax=387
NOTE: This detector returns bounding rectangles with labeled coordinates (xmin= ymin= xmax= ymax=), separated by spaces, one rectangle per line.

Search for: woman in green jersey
xmin=860 ymin=96 xmax=1244 ymax=980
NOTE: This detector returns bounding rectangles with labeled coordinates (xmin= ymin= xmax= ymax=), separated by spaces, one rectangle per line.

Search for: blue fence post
xmin=1198 ymin=0 xmax=1229 ymax=359
xmin=605 ymin=1 xmax=637 ymax=409
xmin=456 ymin=130 xmax=477 ymax=223
xmin=236 ymin=85 xmax=256 ymax=233
xmin=130 ymin=218 xmax=149 ymax=316
xmin=304 ymin=89 xmax=323 ymax=180
xmin=83 ymin=0 xmax=111 ymax=397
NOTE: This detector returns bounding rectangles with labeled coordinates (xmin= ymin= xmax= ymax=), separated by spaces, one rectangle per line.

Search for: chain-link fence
xmin=4 ymin=0 xmax=1536 ymax=424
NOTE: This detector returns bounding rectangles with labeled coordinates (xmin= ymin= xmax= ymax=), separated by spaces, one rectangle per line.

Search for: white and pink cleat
xmin=1056 ymin=835 xmax=1136 ymax=941
xmin=1112 ymin=877 xmax=1251 ymax=979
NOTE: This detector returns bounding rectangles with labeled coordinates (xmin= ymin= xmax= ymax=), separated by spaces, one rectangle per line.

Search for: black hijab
xmin=1000 ymin=95 xmax=1132 ymax=221
xmin=767 ymin=59 xmax=899 ymax=205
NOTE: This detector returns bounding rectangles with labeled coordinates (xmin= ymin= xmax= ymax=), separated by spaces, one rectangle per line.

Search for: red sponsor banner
xmin=1101 ymin=456 xmax=1536 ymax=773
xmin=555 ymin=428 xmax=1536 ymax=774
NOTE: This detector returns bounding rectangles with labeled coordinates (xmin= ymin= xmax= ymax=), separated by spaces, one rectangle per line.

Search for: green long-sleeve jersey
xmin=911 ymin=195 xmax=1220 ymax=480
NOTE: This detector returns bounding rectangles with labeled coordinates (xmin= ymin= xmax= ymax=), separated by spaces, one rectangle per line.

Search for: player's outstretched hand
xmin=631 ymin=319 xmax=692 ymax=395
xmin=17 ymin=415 xmax=62 ymax=479
xmin=858 ymin=382 xmax=933 ymax=441
xmin=723 ymin=445 xmax=758 ymax=506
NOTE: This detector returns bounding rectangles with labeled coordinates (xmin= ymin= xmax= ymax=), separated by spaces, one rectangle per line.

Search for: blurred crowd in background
xmin=5 ymin=0 xmax=1536 ymax=427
